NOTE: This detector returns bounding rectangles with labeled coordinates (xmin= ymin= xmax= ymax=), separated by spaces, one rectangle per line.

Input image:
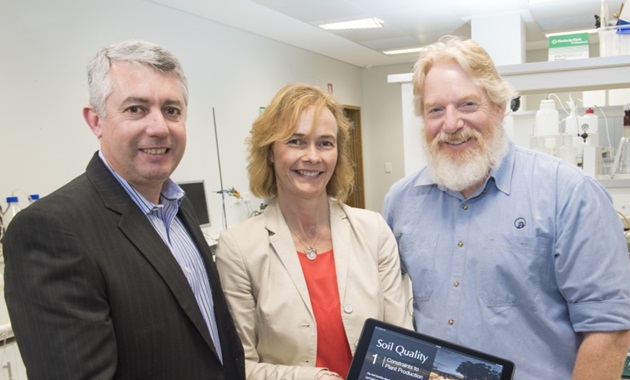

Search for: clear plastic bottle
xmin=578 ymin=107 xmax=599 ymax=147
xmin=28 ymin=194 xmax=40 ymax=204
xmin=558 ymin=134 xmax=578 ymax=165
xmin=3 ymin=196 xmax=22 ymax=233
xmin=563 ymin=98 xmax=579 ymax=136
xmin=535 ymin=99 xmax=559 ymax=137
xmin=564 ymin=109 xmax=579 ymax=136
xmin=582 ymin=108 xmax=598 ymax=133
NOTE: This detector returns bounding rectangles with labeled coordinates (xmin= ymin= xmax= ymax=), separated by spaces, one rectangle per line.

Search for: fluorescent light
xmin=319 ymin=18 xmax=383 ymax=30
xmin=383 ymin=47 xmax=425 ymax=55
xmin=545 ymin=29 xmax=597 ymax=37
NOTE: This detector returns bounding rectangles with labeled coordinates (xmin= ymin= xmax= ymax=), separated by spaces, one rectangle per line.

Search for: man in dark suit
xmin=3 ymin=40 xmax=245 ymax=380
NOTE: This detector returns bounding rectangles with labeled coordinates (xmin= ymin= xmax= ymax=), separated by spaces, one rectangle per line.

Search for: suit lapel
xmin=330 ymin=202 xmax=351 ymax=299
xmin=265 ymin=202 xmax=314 ymax=315
xmin=264 ymin=200 xmax=353 ymax=315
xmin=85 ymin=154 xmax=218 ymax=357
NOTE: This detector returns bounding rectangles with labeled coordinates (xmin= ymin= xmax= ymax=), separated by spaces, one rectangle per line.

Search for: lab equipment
xmin=558 ymin=134 xmax=578 ymax=166
xmin=3 ymin=197 xmax=21 ymax=233
xmin=582 ymin=108 xmax=598 ymax=133
xmin=535 ymin=98 xmax=559 ymax=137
xmin=611 ymin=137 xmax=630 ymax=176
xmin=565 ymin=108 xmax=579 ymax=136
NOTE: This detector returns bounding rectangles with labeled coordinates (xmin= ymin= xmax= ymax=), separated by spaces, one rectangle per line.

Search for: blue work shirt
xmin=383 ymin=141 xmax=630 ymax=379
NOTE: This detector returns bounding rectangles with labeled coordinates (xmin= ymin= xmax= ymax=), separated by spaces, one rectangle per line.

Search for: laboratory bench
xmin=0 ymin=312 xmax=26 ymax=380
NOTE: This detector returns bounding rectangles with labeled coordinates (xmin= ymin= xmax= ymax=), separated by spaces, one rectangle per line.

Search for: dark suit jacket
xmin=3 ymin=153 xmax=245 ymax=380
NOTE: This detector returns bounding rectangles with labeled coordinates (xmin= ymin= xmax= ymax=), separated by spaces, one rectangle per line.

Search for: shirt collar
xmin=97 ymin=150 xmax=185 ymax=213
xmin=490 ymin=140 xmax=515 ymax=196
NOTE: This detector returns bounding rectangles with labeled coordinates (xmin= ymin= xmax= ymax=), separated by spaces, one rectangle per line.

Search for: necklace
xmin=291 ymin=227 xmax=321 ymax=260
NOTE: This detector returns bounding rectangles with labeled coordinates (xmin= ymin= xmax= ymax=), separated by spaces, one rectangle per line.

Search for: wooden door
xmin=343 ymin=106 xmax=365 ymax=209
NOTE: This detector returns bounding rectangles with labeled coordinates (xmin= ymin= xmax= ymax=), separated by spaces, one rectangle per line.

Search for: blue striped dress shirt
xmin=98 ymin=152 xmax=223 ymax=362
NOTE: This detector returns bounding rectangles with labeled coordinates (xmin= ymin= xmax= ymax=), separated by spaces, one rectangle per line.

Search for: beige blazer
xmin=215 ymin=199 xmax=412 ymax=379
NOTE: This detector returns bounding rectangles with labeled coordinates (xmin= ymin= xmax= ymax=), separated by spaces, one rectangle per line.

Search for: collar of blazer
xmin=263 ymin=199 xmax=352 ymax=314
xmin=84 ymin=152 xmax=222 ymax=359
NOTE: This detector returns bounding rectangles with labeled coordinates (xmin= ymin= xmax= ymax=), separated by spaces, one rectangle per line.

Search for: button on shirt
xmin=99 ymin=153 xmax=223 ymax=362
xmin=382 ymin=142 xmax=630 ymax=380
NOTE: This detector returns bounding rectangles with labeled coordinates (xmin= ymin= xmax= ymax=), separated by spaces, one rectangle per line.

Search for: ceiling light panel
xmin=383 ymin=47 xmax=424 ymax=55
xmin=320 ymin=17 xmax=383 ymax=30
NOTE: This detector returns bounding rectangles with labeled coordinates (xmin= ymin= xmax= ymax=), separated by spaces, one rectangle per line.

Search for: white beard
xmin=423 ymin=124 xmax=508 ymax=193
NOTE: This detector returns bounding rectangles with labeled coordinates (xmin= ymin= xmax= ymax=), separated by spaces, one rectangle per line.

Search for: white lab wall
xmin=361 ymin=63 xmax=411 ymax=211
xmin=1 ymin=0 xmax=385 ymax=239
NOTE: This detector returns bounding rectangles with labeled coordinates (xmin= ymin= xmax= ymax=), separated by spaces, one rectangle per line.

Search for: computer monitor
xmin=178 ymin=180 xmax=211 ymax=226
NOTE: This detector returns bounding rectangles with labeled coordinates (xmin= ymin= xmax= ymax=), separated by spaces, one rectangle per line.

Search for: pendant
xmin=306 ymin=247 xmax=317 ymax=260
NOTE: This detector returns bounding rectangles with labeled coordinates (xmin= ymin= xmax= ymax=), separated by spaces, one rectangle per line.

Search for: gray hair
xmin=86 ymin=40 xmax=189 ymax=117
xmin=412 ymin=35 xmax=517 ymax=118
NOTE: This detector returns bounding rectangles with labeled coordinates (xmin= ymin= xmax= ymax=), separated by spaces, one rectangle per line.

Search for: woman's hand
xmin=315 ymin=370 xmax=344 ymax=380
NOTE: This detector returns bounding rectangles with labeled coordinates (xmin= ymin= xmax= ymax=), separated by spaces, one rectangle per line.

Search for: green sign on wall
xmin=548 ymin=33 xmax=590 ymax=61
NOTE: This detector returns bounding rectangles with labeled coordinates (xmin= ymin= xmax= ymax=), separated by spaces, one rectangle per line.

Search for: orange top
xmin=298 ymin=249 xmax=352 ymax=377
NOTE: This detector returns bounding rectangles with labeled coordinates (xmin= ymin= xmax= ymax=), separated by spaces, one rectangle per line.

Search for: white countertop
xmin=0 ymin=323 xmax=12 ymax=341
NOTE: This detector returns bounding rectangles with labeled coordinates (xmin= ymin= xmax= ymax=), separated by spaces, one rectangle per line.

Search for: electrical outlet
xmin=384 ymin=162 xmax=392 ymax=173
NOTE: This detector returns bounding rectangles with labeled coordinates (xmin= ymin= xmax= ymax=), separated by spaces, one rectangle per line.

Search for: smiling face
xmin=270 ymin=105 xmax=338 ymax=202
xmin=421 ymin=60 xmax=505 ymax=197
xmin=83 ymin=61 xmax=187 ymax=202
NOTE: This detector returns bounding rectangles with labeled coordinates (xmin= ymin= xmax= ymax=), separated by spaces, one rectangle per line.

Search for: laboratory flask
xmin=613 ymin=137 xmax=630 ymax=175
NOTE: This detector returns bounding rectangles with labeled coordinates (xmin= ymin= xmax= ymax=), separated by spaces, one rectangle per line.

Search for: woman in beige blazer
xmin=215 ymin=82 xmax=412 ymax=380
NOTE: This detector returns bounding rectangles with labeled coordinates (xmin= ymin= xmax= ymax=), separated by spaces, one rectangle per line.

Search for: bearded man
xmin=383 ymin=35 xmax=630 ymax=380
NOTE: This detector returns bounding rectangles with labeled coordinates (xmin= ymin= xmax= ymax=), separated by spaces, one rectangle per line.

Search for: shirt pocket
xmin=399 ymin=234 xmax=438 ymax=302
xmin=479 ymin=234 xmax=550 ymax=308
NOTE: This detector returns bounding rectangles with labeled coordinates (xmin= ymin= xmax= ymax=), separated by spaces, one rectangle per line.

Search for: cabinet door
xmin=0 ymin=341 xmax=27 ymax=380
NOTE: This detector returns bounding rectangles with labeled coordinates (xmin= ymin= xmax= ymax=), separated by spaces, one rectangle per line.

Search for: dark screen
xmin=178 ymin=181 xmax=211 ymax=226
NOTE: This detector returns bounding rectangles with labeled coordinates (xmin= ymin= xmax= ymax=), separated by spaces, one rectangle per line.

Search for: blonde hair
xmin=247 ymin=82 xmax=354 ymax=202
xmin=412 ymin=35 xmax=517 ymax=118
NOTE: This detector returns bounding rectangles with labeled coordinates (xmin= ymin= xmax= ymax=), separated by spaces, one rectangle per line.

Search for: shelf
xmin=598 ymin=177 xmax=630 ymax=187
xmin=498 ymin=55 xmax=630 ymax=95
xmin=388 ymin=55 xmax=630 ymax=95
